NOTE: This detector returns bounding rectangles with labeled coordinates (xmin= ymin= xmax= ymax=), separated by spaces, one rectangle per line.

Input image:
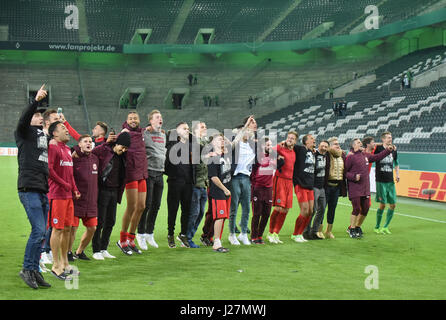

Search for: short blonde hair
xmin=327 ymin=137 xmax=339 ymax=146
xmin=287 ymin=131 xmax=298 ymax=139
xmin=148 ymin=109 xmax=161 ymax=121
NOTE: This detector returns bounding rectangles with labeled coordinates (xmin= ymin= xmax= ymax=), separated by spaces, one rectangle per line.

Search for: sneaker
xmin=177 ymin=234 xmax=190 ymax=248
xmin=40 ymin=252 xmax=52 ymax=265
xmin=380 ymin=227 xmax=392 ymax=234
xmin=76 ymin=251 xmax=90 ymax=260
xmin=167 ymin=235 xmax=176 ymax=248
xmin=19 ymin=269 xmax=38 ymax=289
xmin=257 ymin=237 xmax=265 ymax=244
xmin=237 ymin=233 xmax=251 ymax=245
xmin=349 ymin=228 xmax=357 ymax=239
xmin=67 ymin=251 xmax=76 ymax=262
xmin=136 ymin=233 xmax=148 ymax=250
xmin=267 ymin=233 xmax=277 ymax=244
xmin=188 ymin=240 xmax=200 ymax=248
xmin=355 ymin=227 xmax=363 ymax=238
xmin=374 ymin=228 xmax=381 ymax=234
xmin=116 ymin=241 xmax=133 ymax=255
xmin=128 ymin=243 xmax=142 ymax=254
xmin=200 ymin=236 xmax=212 ymax=247
xmin=228 ymin=233 xmax=240 ymax=245
xmin=273 ymin=233 xmax=283 ymax=244
xmin=146 ymin=234 xmax=159 ymax=248
xmin=92 ymin=252 xmax=105 ymax=260
xmin=33 ymin=270 xmax=51 ymax=288
xmin=39 ymin=261 xmax=49 ymax=273
xmin=292 ymin=234 xmax=307 ymax=243
xmin=100 ymin=250 xmax=116 ymax=259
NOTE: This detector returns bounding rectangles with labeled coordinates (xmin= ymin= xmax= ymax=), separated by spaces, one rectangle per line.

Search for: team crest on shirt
xmin=219 ymin=210 xmax=224 ymax=215
xmin=277 ymin=199 xmax=281 ymax=203
xmin=53 ymin=218 xmax=58 ymax=225
xmin=253 ymin=197 xmax=257 ymax=201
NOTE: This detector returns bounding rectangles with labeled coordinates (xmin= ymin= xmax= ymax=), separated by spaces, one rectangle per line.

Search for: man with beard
xmin=117 ymin=112 xmax=148 ymax=255
xmin=303 ymin=140 xmax=329 ymax=240
xmin=323 ymin=137 xmax=347 ymax=239
xmin=165 ymin=122 xmax=195 ymax=248
xmin=16 ymin=84 xmax=53 ymax=289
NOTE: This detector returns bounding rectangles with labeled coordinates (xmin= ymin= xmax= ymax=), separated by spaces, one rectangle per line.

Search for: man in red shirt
xmin=267 ymin=131 xmax=297 ymax=244
xmin=47 ymin=121 xmax=80 ymax=280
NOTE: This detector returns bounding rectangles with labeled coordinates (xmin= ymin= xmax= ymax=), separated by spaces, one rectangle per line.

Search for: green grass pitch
xmin=1 ymin=156 xmax=445 ymax=300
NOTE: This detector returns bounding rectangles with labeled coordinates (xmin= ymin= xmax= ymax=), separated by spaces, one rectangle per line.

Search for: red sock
xmin=293 ymin=215 xmax=305 ymax=236
xmin=120 ymin=231 xmax=128 ymax=246
xmin=299 ymin=215 xmax=312 ymax=235
xmin=274 ymin=211 xmax=288 ymax=234
xmin=127 ymin=233 xmax=136 ymax=246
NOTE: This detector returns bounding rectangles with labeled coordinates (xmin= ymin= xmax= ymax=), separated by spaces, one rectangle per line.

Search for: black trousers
xmin=167 ymin=181 xmax=192 ymax=236
xmin=92 ymin=187 xmax=118 ymax=253
xmin=137 ymin=171 xmax=164 ymax=234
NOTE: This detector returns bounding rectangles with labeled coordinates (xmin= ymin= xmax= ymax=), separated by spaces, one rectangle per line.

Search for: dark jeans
xmin=201 ymin=191 xmax=214 ymax=240
xmin=187 ymin=187 xmax=207 ymax=240
xmin=251 ymin=186 xmax=272 ymax=239
xmin=325 ymin=184 xmax=340 ymax=224
xmin=167 ymin=181 xmax=192 ymax=236
xmin=138 ymin=171 xmax=164 ymax=234
xmin=18 ymin=192 xmax=49 ymax=271
xmin=92 ymin=187 xmax=118 ymax=253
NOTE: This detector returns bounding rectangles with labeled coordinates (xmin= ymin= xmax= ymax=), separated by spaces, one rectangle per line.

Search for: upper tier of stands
xmin=256 ymin=46 xmax=446 ymax=153
xmin=0 ymin=0 xmax=441 ymax=44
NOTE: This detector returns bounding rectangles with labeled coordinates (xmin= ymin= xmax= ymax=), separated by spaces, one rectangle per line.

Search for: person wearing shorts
xmin=268 ymin=131 xmax=297 ymax=244
xmin=207 ymin=133 xmax=232 ymax=253
xmin=47 ymin=121 xmax=80 ymax=280
xmin=69 ymin=135 xmax=99 ymax=260
xmin=291 ymin=134 xmax=316 ymax=243
xmin=374 ymin=132 xmax=399 ymax=234
xmin=117 ymin=112 xmax=148 ymax=255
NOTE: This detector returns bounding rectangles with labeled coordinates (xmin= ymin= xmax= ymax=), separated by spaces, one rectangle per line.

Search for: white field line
xmin=337 ymin=201 xmax=446 ymax=224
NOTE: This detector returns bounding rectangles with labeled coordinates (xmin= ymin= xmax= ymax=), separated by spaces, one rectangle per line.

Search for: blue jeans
xmin=187 ymin=187 xmax=207 ymax=240
xmin=18 ymin=192 xmax=49 ymax=271
xmin=229 ymin=174 xmax=251 ymax=234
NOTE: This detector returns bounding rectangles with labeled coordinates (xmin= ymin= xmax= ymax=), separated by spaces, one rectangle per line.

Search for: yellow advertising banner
xmin=395 ymin=170 xmax=446 ymax=202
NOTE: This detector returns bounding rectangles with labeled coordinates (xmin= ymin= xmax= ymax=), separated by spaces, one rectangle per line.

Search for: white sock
xmin=213 ymin=238 xmax=222 ymax=248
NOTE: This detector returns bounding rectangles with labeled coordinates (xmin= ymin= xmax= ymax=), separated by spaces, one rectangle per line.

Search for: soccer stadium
xmin=1 ymin=0 xmax=446 ymax=303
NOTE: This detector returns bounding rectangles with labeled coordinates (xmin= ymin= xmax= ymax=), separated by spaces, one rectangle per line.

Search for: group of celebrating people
xmin=16 ymin=84 xmax=400 ymax=290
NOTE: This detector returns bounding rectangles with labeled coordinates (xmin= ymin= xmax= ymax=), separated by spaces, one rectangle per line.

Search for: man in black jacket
xmin=165 ymin=122 xmax=195 ymax=248
xmin=15 ymin=84 xmax=52 ymax=289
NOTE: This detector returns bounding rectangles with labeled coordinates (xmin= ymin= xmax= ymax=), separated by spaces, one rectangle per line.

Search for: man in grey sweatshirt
xmin=137 ymin=110 xmax=166 ymax=249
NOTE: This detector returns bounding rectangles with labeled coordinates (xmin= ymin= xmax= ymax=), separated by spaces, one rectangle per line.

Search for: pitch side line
xmin=337 ymin=201 xmax=446 ymax=224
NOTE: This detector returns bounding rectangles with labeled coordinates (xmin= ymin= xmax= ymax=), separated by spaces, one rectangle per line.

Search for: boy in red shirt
xmin=47 ymin=121 xmax=80 ymax=280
